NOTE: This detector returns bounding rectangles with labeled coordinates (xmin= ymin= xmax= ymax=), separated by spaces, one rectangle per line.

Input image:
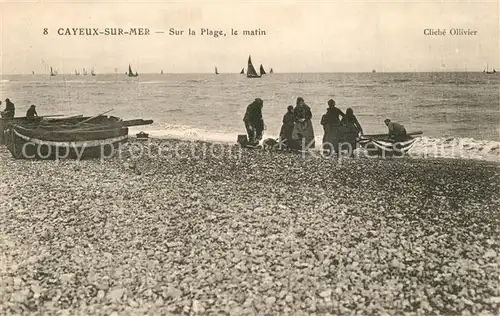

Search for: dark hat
xmin=254 ymin=98 xmax=263 ymax=104
xmin=297 ymin=97 xmax=304 ymax=102
xmin=328 ymin=99 xmax=335 ymax=106
xmin=30 ymin=104 xmax=36 ymax=108
xmin=346 ymin=107 xmax=353 ymax=115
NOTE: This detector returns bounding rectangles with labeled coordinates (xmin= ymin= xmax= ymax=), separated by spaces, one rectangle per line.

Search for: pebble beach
xmin=1 ymin=138 xmax=499 ymax=315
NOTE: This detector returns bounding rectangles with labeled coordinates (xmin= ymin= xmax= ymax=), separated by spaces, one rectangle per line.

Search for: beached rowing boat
xmin=3 ymin=115 xmax=153 ymax=159
xmin=358 ymin=131 xmax=422 ymax=157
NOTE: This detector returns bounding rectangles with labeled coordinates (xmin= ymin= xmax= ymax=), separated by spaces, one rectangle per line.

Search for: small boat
xmin=136 ymin=131 xmax=149 ymax=140
xmin=240 ymin=68 xmax=244 ymax=74
xmin=259 ymin=64 xmax=266 ymax=76
xmin=32 ymin=71 xmax=35 ymax=75
xmin=161 ymin=69 xmax=164 ymax=74
xmin=75 ymin=69 xmax=80 ymax=75
xmin=128 ymin=64 xmax=139 ymax=77
xmin=3 ymin=115 xmax=153 ymax=159
xmin=246 ymin=55 xmax=261 ymax=78
xmin=372 ymin=69 xmax=376 ymax=73
xmin=358 ymin=131 xmax=422 ymax=157
xmin=91 ymin=68 xmax=96 ymax=76
xmin=50 ymin=67 xmax=56 ymax=76
xmin=269 ymin=68 xmax=274 ymax=74
xmin=215 ymin=67 xmax=219 ymax=75
xmin=83 ymin=68 xmax=87 ymax=76
xmin=484 ymin=64 xmax=496 ymax=74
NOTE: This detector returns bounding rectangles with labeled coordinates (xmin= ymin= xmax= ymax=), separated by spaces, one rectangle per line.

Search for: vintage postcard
xmin=0 ymin=1 xmax=499 ymax=315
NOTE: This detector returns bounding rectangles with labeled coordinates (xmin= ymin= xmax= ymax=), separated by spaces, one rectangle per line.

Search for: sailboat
xmin=161 ymin=69 xmax=163 ymax=74
xmin=32 ymin=71 xmax=35 ymax=75
xmin=91 ymin=68 xmax=96 ymax=76
xmin=75 ymin=69 xmax=80 ymax=75
xmin=485 ymin=64 xmax=496 ymax=74
xmin=246 ymin=55 xmax=261 ymax=78
xmin=50 ymin=67 xmax=56 ymax=76
xmin=128 ymin=64 xmax=139 ymax=77
xmin=269 ymin=68 xmax=274 ymax=74
xmin=240 ymin=68 xmax=244 ymax=74
xmin=215 ymin=67 xmax=219 ymax=75
xmin=259 ymin=64 xmax=266 ymax=76
xmin=82 ymin=68 xmax=88 ymax=76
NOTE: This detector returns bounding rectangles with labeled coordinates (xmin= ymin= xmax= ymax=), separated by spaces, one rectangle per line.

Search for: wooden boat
xmin=0 ymin=115 xmax=80 ymax=145
xmin=91 ymin=68 xmax=96 ymax=76
xmin=259 ymin=64 xmax=266 ymax=76
xmin=3 ymin=115 xmax=153 ymax=159
xmin=358 ymin=131 xmax=422 ymax=157
xmin=246 ymin=56 xmax=261 ymax=78
xmin=136 ymin=131 xmax=149 ymax=140
xmin=240 ymin=68 xmax=244 ymax=74
xmin=215 ymin=66 xmax=219 ymax=75
xmin=128 ymin=64 xmax=139 ymax=77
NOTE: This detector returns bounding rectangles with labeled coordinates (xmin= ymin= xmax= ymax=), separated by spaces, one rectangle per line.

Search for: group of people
xmin=0 ymin=99 xmax=38 ymax=119
xmin=243 ymin=97 xmax=407 ymax=155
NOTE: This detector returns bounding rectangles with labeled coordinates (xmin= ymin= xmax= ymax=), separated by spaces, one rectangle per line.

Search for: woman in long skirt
xmin=340 ymin=107 xmax=363 ymax=157
xmin=292 ymin=97 xmax=315 ymax=150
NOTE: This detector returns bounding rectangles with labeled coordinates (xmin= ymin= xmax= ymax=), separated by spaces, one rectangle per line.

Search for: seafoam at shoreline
xmin=127 ymin=126 xmax=500 ymax=163
xmin=0 ymin=138 xmax=499 ymax=315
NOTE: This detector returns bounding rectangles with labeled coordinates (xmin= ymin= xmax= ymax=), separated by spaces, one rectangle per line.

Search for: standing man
xmin=1 ymin=98 xmax=15 ymax=118
xmin=243 ymin=98 xmax=264 ymax=145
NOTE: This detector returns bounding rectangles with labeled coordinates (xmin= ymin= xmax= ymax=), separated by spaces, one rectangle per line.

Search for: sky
xmin=0 ymin=0 xmax=499 ymax=74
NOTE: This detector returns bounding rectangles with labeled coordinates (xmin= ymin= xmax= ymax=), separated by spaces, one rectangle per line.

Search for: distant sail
xmin=50 ymin=67 xmax=56 ymax=76
xmin=485 ymin=63 xmax=496 ymax=74
xmin=246 ymin=55 xmax=261 ymax=78
xmin=91 ymin=68 xmax=96 ymax=76
xmin=269 ymin=68 xmax=274 ymax=74
xmin=32 ymin=71 xmax=35 ymax=75
xmin=215 ymin=67 xmax=219 ymax=75
xmin=83 ymin=68 xmax=88 ymax=75
xmin=240 ymin=68 xmax=244 ymax=74
xmin=128 ymin=64 xmax=139 ymax=77
xmin=161 ymin=69 xmax=163 ymax=74
xmin=259 ymin=64 xmax=266 ymax=76
xmin=372 ymin=69 xmax=376 ymax=73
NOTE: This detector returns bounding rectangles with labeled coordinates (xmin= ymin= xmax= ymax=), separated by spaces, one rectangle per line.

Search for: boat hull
xmin=358 ymin=137 xmax=417 ymax=157
xmin=4 ymin=124 xmax=129 ymax=160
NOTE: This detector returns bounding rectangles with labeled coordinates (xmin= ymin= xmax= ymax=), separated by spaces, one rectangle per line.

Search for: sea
xmin=1 ymin=72 xmax=499 ymax=162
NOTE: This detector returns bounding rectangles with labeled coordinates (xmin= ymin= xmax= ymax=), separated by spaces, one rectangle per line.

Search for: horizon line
xmin=2 ymin=70 xmax=497 ymax=76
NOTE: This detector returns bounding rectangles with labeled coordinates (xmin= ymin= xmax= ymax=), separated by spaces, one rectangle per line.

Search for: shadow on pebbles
xmin=0 ymin=139 xmax=499 ymax=315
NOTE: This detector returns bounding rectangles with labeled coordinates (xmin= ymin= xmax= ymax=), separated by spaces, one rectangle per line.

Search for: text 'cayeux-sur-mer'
xmin=50 ymin=28 xmax=267 ymax=37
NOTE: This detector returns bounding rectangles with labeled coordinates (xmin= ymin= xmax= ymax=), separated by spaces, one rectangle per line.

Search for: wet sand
xmin=0 ymin=139 xmax=499 ymax=315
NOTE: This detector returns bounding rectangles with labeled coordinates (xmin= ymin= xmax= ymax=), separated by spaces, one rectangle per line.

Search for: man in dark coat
xmin=1 ymin=98 xmax=15 ymax=118
xmin=243 ymin=98 xmax=264 ymax=145
xmin=26 ymin=105 xmax=38 ymax=118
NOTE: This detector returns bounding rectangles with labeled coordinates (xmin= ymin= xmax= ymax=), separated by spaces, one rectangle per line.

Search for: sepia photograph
xmin=0 ymin=0 xmax=499 ymax=315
